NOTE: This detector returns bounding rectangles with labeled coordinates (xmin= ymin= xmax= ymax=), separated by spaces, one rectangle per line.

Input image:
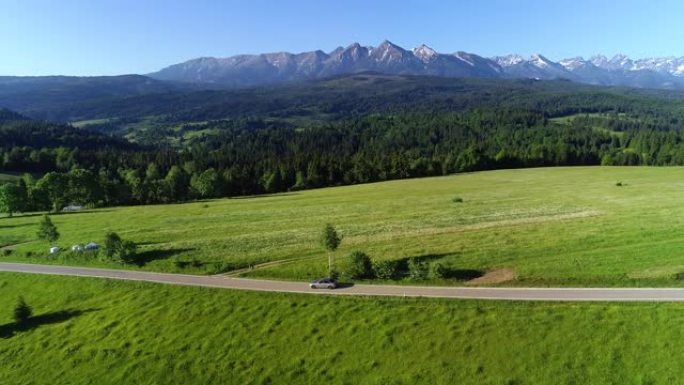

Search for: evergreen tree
xmin=37 ymin=215 xmax=59 ymax=243
xmin=13 ymin=297 xmax=32 ymax=324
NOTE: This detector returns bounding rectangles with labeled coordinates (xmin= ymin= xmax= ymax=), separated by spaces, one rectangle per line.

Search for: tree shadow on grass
xmin=0 ymin=308 xmax=98 ymax=339
xmin=0 ymin=223 xmax=34 ymax=230
xmin=443 ymin=269 xmax=483 ymax=280
xmin=229 ymin=192 xmax=300 ymax=200
xmin=134 ymin=248 xmax=196 ymax=267
xmin=335 ymin=282 xmax=355 ymax=289
xmin=388 ymin=252 xmax=483 ymax=281
xmin=135 ymin=241 xmax=163 ymax=247
xmin=393 ymin=252 xmax=458 ymax=271
xmin=2 ymin=210 xmax=115 ymax=220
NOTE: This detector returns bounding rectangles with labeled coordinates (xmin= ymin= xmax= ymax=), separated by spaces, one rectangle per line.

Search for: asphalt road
xmin=3 ymin=262 xmax=684 ymax=301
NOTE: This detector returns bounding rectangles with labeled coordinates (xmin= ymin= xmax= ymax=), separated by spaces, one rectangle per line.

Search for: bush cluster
xmin=373 ymin=260 xmax=398 ymax=280
xmin=345 ymin=251 xmax=373 ymax=279
xmin=105 ymin=232 xmax=138 ymax=264
xmin=342 ymin=252 xmax=449 ymax=282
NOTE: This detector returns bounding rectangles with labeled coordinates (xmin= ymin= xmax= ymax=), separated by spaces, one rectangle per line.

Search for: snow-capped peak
xmin=559 ymin=57 xmax=589 ymax=71
xmin=530 ymin=53 xmax=553 ymax=68
xmin=152 ymin=41 xmax=684 ymax=89
xmin=412 ymin=44 xmax=437 ymax=62
xmin=607 ymin=54 xmax=633 ymax=70
xmin=493 ymin=54 xmax=525 ymax=67
xmin=589 ymin=55 xmax=609 ymax=67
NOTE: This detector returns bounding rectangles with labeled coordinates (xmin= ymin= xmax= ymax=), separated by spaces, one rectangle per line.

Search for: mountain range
xmin=149 ymin=40 xmax=684 ymax=90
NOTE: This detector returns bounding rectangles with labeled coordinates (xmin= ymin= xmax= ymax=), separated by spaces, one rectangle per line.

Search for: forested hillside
xmin=3 ymin=75 xmax=684 ymax=212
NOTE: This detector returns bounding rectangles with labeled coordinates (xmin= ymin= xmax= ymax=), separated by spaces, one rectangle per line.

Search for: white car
xmin=309 ymin=278 xmax=338 ymax=289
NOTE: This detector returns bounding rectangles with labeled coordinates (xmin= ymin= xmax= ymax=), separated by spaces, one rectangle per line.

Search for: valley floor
xmin=3 ymin=166 xmax=684 ymax=287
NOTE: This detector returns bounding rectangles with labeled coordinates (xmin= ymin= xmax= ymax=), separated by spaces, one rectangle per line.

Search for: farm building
xmin=62 ymin=205 xmax=83 ymax=212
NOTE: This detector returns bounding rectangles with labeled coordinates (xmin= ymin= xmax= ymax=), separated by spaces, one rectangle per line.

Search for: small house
xmin=62 ymin=205 xmax=83 ymax=212
xmin=49 ymin=246 xmax=60 ymax=254
xmin=84 ymin=242 xmax=99 ymax=250
xmin=72 ymin=245 xmax=83 ymax=252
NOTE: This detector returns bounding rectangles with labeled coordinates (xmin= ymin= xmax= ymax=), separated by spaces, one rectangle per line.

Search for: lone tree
xmin=37 ymin=215 xmax=59 ymax=243
xmin=13 ymin=297 xmax=32 ymax=324
xmin=321 ymin=224 xmax=341 ymax=275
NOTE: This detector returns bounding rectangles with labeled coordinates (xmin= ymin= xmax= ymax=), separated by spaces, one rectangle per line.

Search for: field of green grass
xmin=0 ymin=172 xmax=21 ymax=183
xmin=0 ymin=272 xmax=682 ymax=384
xmin=70 ymin=118 xmax=112 ymax=128
xmin=550 ymin=112 xmax=627 ymax=137
xmin=4 ymin=166 xmax=684 ymax=286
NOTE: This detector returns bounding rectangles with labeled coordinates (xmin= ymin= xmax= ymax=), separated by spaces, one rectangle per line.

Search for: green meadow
xmin=0 ymin=172 xmax=20 ymax=183
xmin=4 ymin=166 xmax=684 ymax=286
xmin=0 ymin=272 xmax=683 ymax=385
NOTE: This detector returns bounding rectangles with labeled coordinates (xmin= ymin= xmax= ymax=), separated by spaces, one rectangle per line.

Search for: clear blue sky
xmin=2 ymin=0 xmax=683 ymax=76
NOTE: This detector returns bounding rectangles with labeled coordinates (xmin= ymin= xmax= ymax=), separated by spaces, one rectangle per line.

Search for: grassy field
xmin=70 ymin=118 xmax=112 ymax=128
xmin=550 ymin=112 xmax=627 ymax=137
xmin=4 ymin=166 xmax=684 ymax=286
xmin=0 ymin=272 xmax=682 ymax=384
xmin=0 ymin=172 xmax=21 ymax=183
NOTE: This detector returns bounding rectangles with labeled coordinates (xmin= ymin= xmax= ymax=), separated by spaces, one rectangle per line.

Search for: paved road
xmin=3 ymin=262 xmax=684 ymax=301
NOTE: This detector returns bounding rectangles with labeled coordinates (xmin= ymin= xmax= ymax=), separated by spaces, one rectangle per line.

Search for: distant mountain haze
xmin=149 ymin=40 xmax=684 ymax=90
xmin=4 ymin=40 xmax=684 ymax=119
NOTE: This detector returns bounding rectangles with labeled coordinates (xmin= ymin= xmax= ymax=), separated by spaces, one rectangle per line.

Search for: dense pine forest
xmin=4 ymin=74 xmax=684 ymax=213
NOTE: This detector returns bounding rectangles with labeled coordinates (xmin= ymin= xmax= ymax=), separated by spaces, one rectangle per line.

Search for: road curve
xmin=3 ymin=262 xmax=684 ymax=301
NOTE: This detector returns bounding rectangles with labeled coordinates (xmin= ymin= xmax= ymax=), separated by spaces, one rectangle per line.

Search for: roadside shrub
xmin=408 ymin=258 xmax=428 ymax=280
xmin=13 ymin=297 xmax=32 ymax=324
xmin=429 ymin=263 xmax=448 ymax=279
xmin=452 ymin=196 xmax=464 ymax=203
xmin=373 ymin=260 xmax=398 ymax=280
xmin=105 ymin=232 xmax=122 ymax=258
xmin=1 ymin=249 xmax=12 ymax=257
xmin=88 ymin=250 xmax=100 ymax=260
xmin=119 ymin=240 xmax=138 ymax=264
xmin=329 ymin=269 xmax=340 ymax=281
xmin=345 ymin=251 xmax=373 ymax=279
xmin=209 ymin=262 xmax=233 ymax=274
xmin=104 ymin=232 xmax=138 ymax=264
xmin=616 ymin=181 xmax=623 ymax=186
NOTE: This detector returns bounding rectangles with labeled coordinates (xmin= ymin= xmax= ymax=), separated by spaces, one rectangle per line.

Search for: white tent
xmin=84 ymin=242 xmax=99 ymax=250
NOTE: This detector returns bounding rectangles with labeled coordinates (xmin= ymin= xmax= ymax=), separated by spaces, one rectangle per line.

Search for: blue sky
xmin=2 ymin=0 xmax=683 ymax=76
